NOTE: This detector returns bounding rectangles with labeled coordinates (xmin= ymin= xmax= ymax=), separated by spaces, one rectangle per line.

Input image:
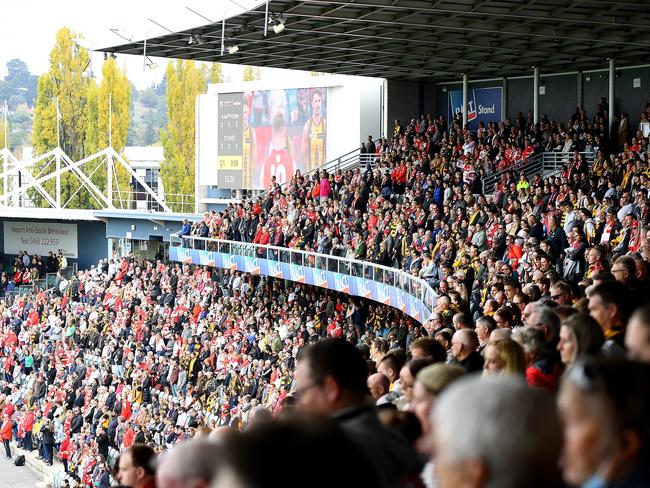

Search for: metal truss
xmin=0 ymin=147 xmax=172 ymax=213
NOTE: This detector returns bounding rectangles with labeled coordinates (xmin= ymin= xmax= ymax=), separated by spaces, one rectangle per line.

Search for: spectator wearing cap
xmin=411 ymin=363 xmax=465 ymax=454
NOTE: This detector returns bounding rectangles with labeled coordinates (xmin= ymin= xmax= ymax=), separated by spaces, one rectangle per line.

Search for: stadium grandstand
xmin=1 ymin=1 xmax=650 ymax=487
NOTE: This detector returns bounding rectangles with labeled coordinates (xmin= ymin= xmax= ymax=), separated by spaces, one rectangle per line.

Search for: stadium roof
xmin=100 ymin=0 xmax=650 ymax=83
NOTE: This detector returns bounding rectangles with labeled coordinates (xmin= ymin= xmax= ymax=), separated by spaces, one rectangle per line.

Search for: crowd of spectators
xmin=2 ymin=250 xmax=69 ymax=291
xmin=0 ymin=257 xmax=410 ymax=487
xmin=1 ymin=101 xmax=650 ymax=488
xmin=184 ymin=103 xmax=649 ymax=296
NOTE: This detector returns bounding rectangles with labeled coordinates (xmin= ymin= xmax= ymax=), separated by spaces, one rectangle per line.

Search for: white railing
xmin=109 ymin=190 xmax=195 ymax=213
xmin=169 ymin=235 xmax=436 ymax=320
xmin=256 ymin=148 xmax=377 ymax=200
xmin=482 ymin=150 xmax=595 ymax=194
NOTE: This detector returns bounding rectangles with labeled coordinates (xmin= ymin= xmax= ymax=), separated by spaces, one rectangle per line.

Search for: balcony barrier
xmin=170 ymin=235 xmax=435 ymax=324
xmin=482 ymin=151 xmax=595 ymax=194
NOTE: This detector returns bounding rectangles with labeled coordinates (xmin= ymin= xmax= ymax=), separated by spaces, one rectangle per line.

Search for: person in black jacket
xmin=40 ymin=420 xmax=55 ymax=465
xmin=70 ymin=408 xmax=84 ymax=434
xmin=95 ymin=426 xmax=110 ymax=461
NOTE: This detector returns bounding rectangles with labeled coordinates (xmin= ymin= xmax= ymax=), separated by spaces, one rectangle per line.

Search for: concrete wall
xmin=0 ymin=219 xmax=106 ymax=271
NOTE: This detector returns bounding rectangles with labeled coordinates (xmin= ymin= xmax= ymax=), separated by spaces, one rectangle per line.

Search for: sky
xmin=1 ymin=0 xmax=313 ymax=89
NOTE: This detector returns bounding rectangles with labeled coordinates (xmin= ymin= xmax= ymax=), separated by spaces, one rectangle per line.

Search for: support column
xmin=501 ymin=78 xmax=507 ymax=122
xmin=533 ymin=67 xmax=540 ymax=124
xmin=608 ymin=58 xmax=615 ymax=135
xmin=55 ymin=150 xmax=61 ymax=207
xmin=577 ymin=71 xmax=583 ymax=111
xmin=107 ymin=154 xmax=113 ymax=207
xmin=462 ymin=73 xmax=469 ymax=127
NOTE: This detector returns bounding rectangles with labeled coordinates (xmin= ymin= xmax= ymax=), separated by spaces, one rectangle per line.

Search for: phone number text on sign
xmin=19 ymin=237 xmax=61 ymax=247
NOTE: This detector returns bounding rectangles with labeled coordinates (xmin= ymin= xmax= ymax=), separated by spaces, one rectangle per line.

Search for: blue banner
xmin=170 ymin=247 xmax=432 ymax=324
xmin=448 ymin=87 xmax=502 ymax=130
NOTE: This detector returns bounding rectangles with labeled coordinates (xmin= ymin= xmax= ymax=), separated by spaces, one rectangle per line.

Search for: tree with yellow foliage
xmin=160 ymin=60 xmax=206 ymax=212
xmin=32 ymin=27 xmax=132 ymax=209
xmin=208 ymin=63 xmax=225 ymax=84
xmin=242 ymin=65 xmax=261 ymax=81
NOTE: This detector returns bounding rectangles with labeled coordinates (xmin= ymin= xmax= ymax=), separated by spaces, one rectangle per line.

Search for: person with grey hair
xmin=431 ymin=375 xmax=562 ymax=488
xmin=449 ymin=330 xmax=483 ymax=373
xmin=527 ymin=305 xmax=561 ymax=345
xmin=156 ymin=438 xmax=222 ymax=488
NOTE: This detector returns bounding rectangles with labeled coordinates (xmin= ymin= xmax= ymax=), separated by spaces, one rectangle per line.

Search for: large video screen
xmin=217 ymin=87 xmax=327 ymax=189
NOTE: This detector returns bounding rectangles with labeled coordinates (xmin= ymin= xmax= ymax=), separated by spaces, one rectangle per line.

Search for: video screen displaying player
xmin=241 ymin=94 xmax=257 ymax=189
xmin=301 ymin=88 xmax=327 ymax=174
xmin=239 ymin=87 xmax=327 ymax=190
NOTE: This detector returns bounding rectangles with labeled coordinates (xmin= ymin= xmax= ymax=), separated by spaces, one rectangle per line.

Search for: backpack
xmin=14 ymin=455 xmax=25 ymax=466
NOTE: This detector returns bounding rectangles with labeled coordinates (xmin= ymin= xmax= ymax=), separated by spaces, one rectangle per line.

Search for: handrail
xmin=482 ymin=150 xmax=595 ymax=194
xmin=255 ymin=147 xmax=374 ymax=199
xmin=169 ymin=234 xmax=436 ymax=322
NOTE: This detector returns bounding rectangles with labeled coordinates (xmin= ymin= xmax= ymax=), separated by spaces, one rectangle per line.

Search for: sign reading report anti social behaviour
xmin=448 ymin=87 xmax=502 ymax=130
xmin=3 ymin=221 xmax=78 ymax=258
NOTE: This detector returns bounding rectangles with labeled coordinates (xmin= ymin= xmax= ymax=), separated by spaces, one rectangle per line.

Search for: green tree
xmin=143 ymin=123 xmax=155 ymax=145
xmin=4 ymin=58 xmax=38 ymax=106
xmin=208 ymin=63 xmax=224 ymax=83
xmin=160 ymin=60 xmax=206 ymax=211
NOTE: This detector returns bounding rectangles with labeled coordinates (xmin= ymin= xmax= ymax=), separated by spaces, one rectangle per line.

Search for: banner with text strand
xmin=3 ymin=221 xmax=78 ymax=258
xmin=169 ymin=246 xmax=432 ymax=324
xmin=448 ymin=87 xmax=502 ymax=130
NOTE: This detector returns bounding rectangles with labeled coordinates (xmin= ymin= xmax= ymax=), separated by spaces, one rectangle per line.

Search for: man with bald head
xmin=156 ymin=438 xmax=222 ymax=488
xmin=367 ymin=373 xmax=392 ymax=407
xmin=449 ymin=330 xmax=483 ymax=373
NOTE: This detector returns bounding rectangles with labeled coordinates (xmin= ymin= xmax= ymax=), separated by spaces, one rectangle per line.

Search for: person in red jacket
xmin=20 ymin=405 xmax=35 ymax=451
xmin=122 ymin=422 xmax=136 ymax=449
xmin=1 ymin=413 xmax=12 ymax=459
xmin=59 ymin=435 xmax=72 ymax=472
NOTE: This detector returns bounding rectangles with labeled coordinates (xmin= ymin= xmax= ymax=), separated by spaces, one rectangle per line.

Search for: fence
xmin=108 ymin=190 xmax=195 ymax=213
xmin=170 ymin=235 xmax=436 ymax=323
xmin=256 ymin=148 xmax=376 ymax=200
xmin=482 ymin=150 xmax=595 ymax=194
xmin=2 ymin=264 xmax=77 ymax=304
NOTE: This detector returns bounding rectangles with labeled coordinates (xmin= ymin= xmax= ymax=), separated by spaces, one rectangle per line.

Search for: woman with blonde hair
xmin=483 ymin=338 xmax=526 ymax=376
